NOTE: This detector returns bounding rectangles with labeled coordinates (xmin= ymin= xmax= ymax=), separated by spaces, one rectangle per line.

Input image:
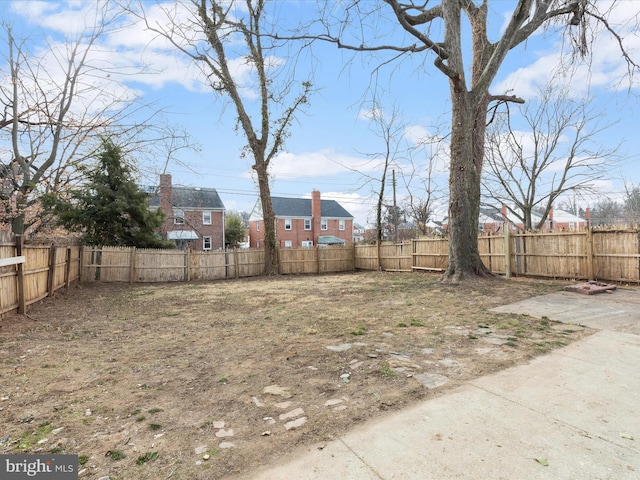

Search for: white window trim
xmin=203 ymin=236 xmax=212 ymax=250
xmin=339 ymin=219 xmax=345 ymax=231
xmin=174 ymin=209 xmax=184 ymax=225
xmin=203 ymin=210 xmax=212 ymax=225
xmin=284 ymin=240 xmax=292 ymax=248
xmin=304 ymin=219 xmax=311 ymax=230
xmin=256 ymin=221 xmax=260 ymax=231
xmin=285 ymin=218 xmax=292 ymax=230
xmin=321 ymin=218 xmax=328 ymax=231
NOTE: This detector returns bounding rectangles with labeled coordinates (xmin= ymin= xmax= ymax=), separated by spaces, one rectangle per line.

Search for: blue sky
xmin=2 ymin=1 xmax=639 ymax=226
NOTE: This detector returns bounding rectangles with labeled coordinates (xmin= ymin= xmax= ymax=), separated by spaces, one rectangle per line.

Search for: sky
xmin=2 ymin=0 xmax=639 ymax=227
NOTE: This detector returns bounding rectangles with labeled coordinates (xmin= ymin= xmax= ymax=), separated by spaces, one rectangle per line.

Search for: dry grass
xmin=0 ymin=271 xmax=591 ymax=479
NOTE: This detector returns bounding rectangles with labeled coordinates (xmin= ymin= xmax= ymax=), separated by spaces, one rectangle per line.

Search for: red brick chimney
xmin=501 ymin=204 xmax=507 ymax=222
xmin=311 ymin=190 xmax=321 ymax=242
xmin=585 ymin=207 xmax=591 ymax=227
xmin=548 ymin=207 xmax=554 ymax=231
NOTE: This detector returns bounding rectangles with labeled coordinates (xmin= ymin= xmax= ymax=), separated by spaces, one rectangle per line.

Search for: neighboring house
xmin=353 ymin=223 xmax=365 ymax=243
xmin=149 ymin=174 xmax=225 ymax=251
xmin=248 ymin=190 xmax=354 ymax=248
xmin=478 ymin=204 xmax=590 ymax=232
xmin=479 ymin=207 xmax=506 ymax=233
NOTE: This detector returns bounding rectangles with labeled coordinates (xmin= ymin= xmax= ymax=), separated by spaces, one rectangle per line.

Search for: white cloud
xmin=270 ymin=149 xmax=377 ymax=178
xmin=358 ymin=107 xmax=382 ymax=121
xmin=495 ymin=2 xmax=640 ymax=99
xmin=301 ymin=191 xmax=371 ymax=225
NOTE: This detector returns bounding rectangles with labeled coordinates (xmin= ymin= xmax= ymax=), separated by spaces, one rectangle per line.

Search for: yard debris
xmin=262 ymin=385 xmax=292 ymax=399
xmin=326 ymin=343 xmax=352 ymax=352
xmin=564 ymin=281 xmax=616 ymax=295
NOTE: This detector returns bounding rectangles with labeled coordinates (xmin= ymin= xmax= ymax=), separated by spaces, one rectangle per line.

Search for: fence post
xmin=47 ymin=244 xmax=56 ymax=297
xmin=586 ymin=227 xmax=594 ymax=281
xmin=79 ymin=246 xmax=84 ymax=283
xmin=64 ymin=247 xmax=71 ymax=288
xmin=186 ymin=248 xmax=192 ymax=282
xmin=16 ymin=235 xmax=26 ymax=314
xmin=503 ymin=222 xmax=511 ymax=278
xmin=234 ymin=248 xmax=239 ymax=279
xmin=129 ymin=247 xmax=136 ymax=284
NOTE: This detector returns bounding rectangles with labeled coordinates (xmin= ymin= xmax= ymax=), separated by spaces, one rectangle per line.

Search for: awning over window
xmin=167 ymin=230 xmax=199 ymax=240
xmin=317 ymin=235 xmax=346 ymax=245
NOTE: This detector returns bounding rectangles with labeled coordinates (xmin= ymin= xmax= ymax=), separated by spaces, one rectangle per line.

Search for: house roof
xmin=479 ymin=207 xmax=503 ymax=223
xmin=318 ymin=235 xmax=346 ymax=245
xmin=251 ymin=196 xmax=353 ymax=219
xmin=149 ymin=186 xmax=225 ymax=210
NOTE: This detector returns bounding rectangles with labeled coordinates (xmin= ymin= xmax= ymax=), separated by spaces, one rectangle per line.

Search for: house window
xmin=203 ymin=236 xmax=212 ymax=250
xmin=174 ymin=209 xmax=184 ymax=225
xmin=339 ymin=219 xmax=345 ymax=231
xmin=569 ymin=222 xmax=575 ymax=230
xmin=304 ymin=219 xmax=311 ymax=230
xmin=321 ymin=218 xmax=328 ymax=230
xmin=284 ymin=240 xmax=292 ymax=248
xmin=285 ymin=218 xmax=292 ymax=230
xmin=256 ymin=221 xmax=260 ymax=231
xmin=301 ymin=240 xmax=313 ymax=247
xmin=203 ymin=211 xmax=212 ymax=225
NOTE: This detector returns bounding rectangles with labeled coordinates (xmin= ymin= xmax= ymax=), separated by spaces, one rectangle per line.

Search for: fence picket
xmin=3 ymin=227 xmax=640 ymax=318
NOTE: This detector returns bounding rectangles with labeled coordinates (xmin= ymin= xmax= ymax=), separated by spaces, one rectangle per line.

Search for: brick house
xmin=477 ymin=204 xmax=590 ymax=233
xmin=149 ymin=174 xmax=225 ymax=251
xmin=248 ymin=190 xmax=354 ymax=248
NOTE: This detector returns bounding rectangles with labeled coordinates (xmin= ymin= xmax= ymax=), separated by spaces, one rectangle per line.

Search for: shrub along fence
xmin=1 ymin=227 xmax=640 ymax=317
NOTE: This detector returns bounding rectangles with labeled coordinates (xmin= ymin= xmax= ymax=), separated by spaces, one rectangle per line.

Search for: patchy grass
xmin=0 ymin=271 xmax=591 ymax=479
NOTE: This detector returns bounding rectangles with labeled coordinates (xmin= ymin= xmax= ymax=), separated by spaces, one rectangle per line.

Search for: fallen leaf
xmin=534 ymin=457 xmax=549 ymax=466
xmin=620 ymin=433 xmax=634 ymax=440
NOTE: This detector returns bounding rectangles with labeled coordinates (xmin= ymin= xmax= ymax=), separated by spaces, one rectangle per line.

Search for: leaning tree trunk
xmin=443 ymin=88 xmax=492 ymax=282
xmin=254 ymin=162 xmax=279 ymax=275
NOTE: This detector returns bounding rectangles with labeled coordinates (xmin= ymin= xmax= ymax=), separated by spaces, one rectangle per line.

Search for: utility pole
xmin=393 ymin=169 xmax=398 ymax=242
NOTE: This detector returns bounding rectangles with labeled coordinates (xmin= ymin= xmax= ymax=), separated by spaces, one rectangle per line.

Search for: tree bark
xmin=254 ymin=161 xmax=279 ymax=275
xmin=443 ymin=86 xmax=493 ymax=281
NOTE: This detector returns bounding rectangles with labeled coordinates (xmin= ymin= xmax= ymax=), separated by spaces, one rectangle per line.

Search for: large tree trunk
xmin=443 ymin=87 xmax=492 ymax=282
xmin=254 ymin=162 xmax=279 ymax=275
xmin=10 ymin=190 xmax=28 ymax=236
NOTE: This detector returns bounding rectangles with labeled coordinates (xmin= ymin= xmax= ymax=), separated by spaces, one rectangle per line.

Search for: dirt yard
xmin=0 ymin=271 xmax=592 ymax=479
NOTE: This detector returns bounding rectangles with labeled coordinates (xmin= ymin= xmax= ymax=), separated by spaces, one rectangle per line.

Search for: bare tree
xmin=0 ymin=5 xmax=155 ymax=235
xmin=400 ymin=126 xmax=447 ymax=236
xmin=623 ymin=184 xmax=640 ymax=226
xmin=303 ymin=0 xmax=638 ymax=281
xmin=482 ymin=82 xmax=619 ymax=231
xmin=137 ymin=0 xmax=313 ymax=275
xmin=590 ymin=198 xmax=623 ymax=226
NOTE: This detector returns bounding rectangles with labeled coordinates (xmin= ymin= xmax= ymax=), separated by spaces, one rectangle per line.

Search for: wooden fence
xmin=384 ymin=228 xmax=640 ymax=283
xmin=0 ymin=235 xmax=81 ymax=317
xmin=80 ymin=245 xmax=354 ymax=282
xmin=3 ymin=227 xmax=640 ymax=317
